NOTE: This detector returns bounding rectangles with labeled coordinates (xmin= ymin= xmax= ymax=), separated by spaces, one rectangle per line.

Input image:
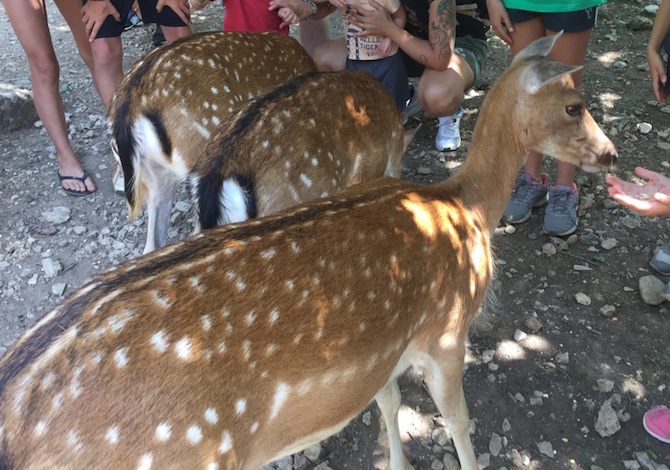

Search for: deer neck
xmin=446 ymin=92 xmax=528 ymax=233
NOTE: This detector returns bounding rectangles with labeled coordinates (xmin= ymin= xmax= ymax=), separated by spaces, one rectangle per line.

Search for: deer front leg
xmin=375 ymin=379 xmax=414 ymax=470
xmin=421 ymin=346 xmax=478 ymax=470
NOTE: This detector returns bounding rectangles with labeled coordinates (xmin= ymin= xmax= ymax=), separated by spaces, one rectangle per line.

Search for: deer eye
xmin=566 ymin=104 xmax=583 ymax=117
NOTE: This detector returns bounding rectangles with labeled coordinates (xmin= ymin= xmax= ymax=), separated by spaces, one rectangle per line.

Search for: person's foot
xmin=643 ymin=407 xmax=670 ymax=443
xmin=435 ymin=108 xmax=462 ymax=151
xmin=543 ymin=183 xmax=579 ymax=236
xmin=650 ymin=241 xmax=670 ymax=275
xmin=503 ymin=173 xmax=548 ymax=224
xmin=402 ymin=84 xmax=422 ymax=124
xmin=58 ymin=158 xmax=96 ymax=194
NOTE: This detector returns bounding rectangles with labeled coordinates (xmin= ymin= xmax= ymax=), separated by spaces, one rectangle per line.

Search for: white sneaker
xmin=435 ymin=107 xmax=462 ymax=151
xmin=112 ymin=161 xmax=125 ymax=194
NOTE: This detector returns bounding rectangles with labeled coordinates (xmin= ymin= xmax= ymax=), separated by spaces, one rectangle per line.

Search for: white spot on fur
xmin=68 ymin=429 xmax=83 ymax=452
xmin=201 ymin=315 xmax=212 ymax=331
xmin=242 ymin=340 xmax=252 ymax=361
xmin=205 ymin=408 xmax=219 ymax=424
xmin=269 ymin=308 xmax=280 ymax=325
xmin=151 ymin=331 xmax=169 ymax=353
xmin=156 ymin=422 xmax=172 ymax=442
xmin=114 ymin=348 xmax=129 ymax=368
xmin=250 ymin=422 xmax=259 ymax=434
xmin=246 ymin=311 xmax=256 ymax=326
xmin=300 ymin=173 xmax=312 ymax=188
xmin=235 ymin=399 xmax=246 ymax=415
xmin=34 ymin=421 xmax=48 ymax=437
xmin=175 ymin=337 xmax=192 ymax=360
xmin=138 ymin=453 xmax=153 ymax=470
xmin=219 ymin=431 xmax=233 ymax=454
xmin=211 ymin=87 xmax=218 ymax=94
xmin=106 ymin=425 xmax=119 ymax=445
xmin=269 ymin=382 xmax=290 ymax=421
xmin=260 ymin=248 xmax=276 ymax=259
xmin=186 ymin=425 xmax=203 ymax=444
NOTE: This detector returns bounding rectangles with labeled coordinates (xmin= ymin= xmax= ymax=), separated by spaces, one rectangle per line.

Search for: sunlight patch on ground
xmin=599 ymin=92 xmax=621 ymax=110
xmin=597 ymin=51 xmax=624 ymax=66
xmin=496 ymin=340 xmax=526 ymax=361
xmin=517 ymin=334 xmax=551 ymax=352
xmin=398 ymin=405 xmax=432 ymax=442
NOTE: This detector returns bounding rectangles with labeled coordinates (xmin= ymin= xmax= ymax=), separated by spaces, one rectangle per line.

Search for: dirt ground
xmin=0 ymin=0 xmax=669 ymax=469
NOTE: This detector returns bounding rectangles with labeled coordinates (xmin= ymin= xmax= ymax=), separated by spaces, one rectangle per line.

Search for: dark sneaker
xmin=650 ymin=241 xmax=670 ymax=275
xmin=503 ymin=173 xmax=548 ymax=224
xmin=402 ymin=84 xmax=422 ymax=124
xmin=543 ymin=183 xmax=579 ymax=236
xmin=152 ymin=25 xmax=166 ymax=46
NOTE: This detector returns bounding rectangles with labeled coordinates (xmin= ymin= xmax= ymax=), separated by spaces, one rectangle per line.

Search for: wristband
xmin=301 ymin=0 xmax=317 ymax=20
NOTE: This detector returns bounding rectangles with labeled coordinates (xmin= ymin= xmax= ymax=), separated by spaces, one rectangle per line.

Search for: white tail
xmin=108 ymin=31 xmax=317 ymax=253
xmin=0 ymin=35 xmax=616 ymax=469
xmin=194 ymin=69 xmax=407 ymax=231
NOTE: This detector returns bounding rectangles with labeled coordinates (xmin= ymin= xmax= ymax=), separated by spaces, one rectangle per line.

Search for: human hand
xmin=277 ymin=6 xmax=299 ymax=28
xmin=485 ymin=0 xmax=514 ymax=45
xmin=350 ymin=0 xmax=393 ymax=37
xmin=377 ymin=37 xmax=392 ymax=57
xmin=81 ymin=0 xmax=120 ymax=42
xmin=606 ymin=167 xmax=670 ymax=216
xmin=156 ymin=0 xmax=191 ymax=25
xmin=329 ymin=0 xmax=346 ymax=7
xmin=647 ymin=49 xmax=668 ymax=103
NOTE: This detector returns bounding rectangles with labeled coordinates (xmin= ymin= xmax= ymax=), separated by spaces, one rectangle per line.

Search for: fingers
xmin=367 ymin=0 xmax=384 ymax=10
xmin=634 ymin=166 xmax=660 ymax=182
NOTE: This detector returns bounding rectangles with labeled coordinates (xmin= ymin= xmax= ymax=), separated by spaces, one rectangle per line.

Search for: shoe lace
xmin=438 ymin=117 xmax=459 ymax=137
xmin=510 ymin=177 xmax=534 ymax=203
xmin=548 ymin=189 xmax=573 ymax=214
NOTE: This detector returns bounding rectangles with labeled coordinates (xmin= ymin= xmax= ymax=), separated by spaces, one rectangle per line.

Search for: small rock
xmin=525 ymin=317 xmax=542 ymax=332
xmin=639 ymin=275 xmax=666 ymax=305
xmin=417 ymin=166 xmax=432 ymax=175
xmin=573 ymin=264 xmax=593 ymax=271
xmin=514 ymin=392 xmax=525 ymax=403
xmin=482 ymin=350 xmax=495 ymax=363
xmin=73 ymin=226 xmax=87 ymax=235
xmin=645 ymin=5 xmax=659 ymax=15
xmin=51 ymin=283 xmax=66 ymax=296
xmin=575 ymin=292 xmax=592 ymax=305
xmin=432 ymin=428 xmax=449 ymax=447
xmin=174 ymin=201 xmax=192 ymax=212
xmin=41 ymin=258 xmax=62 ymax=278
xmin=502 ymin=418 xmax=511 ymax=433
xmin=477 ymin=453 xmax=490 ymax=469
xmin=361 ymin=411 xmax=372 ymax=426
xmin=613 ymin=60 xmax=628 ymax=69
xmin=41 ymin=206 xmax=71 ymax=225
xmin=489 ymin=433 xmax=503 ymax=456
xmin=658 ymin=141 xmax=670 ymax=151
xmin=556 ymin=352 xmax=569 ymax=364
xmin=623 ymin=460 xmax=641 ymax=470
xmin=636 ymin=450 xmax=669 ymax=470
xmin=601 ymin=238 xmax=618 ymax=250
xmin=597 ymin=379 xmax=615 ymax=393
xmin=442 ymin=452 xmax=460 ymax=470
xmin=627 ymin=16 xmax=654 ymax=31
xmin=638 ymin=122 xmax=652 ymax=134
xmin=431 ymin=459 xmax=444 ymax=470
xmin=599 ymin=305 xmax=616 ymax=316
xmin=595 ymin=400 xmax=621 ymax=437
xmin=302 ymin=443 xmax=322 ymax=461
xmin=542 ymin=243 xmax=557 ymax=256
xmin=513 ymin=329 xmax=527 ymax=342
xmin=537 ymin=441 xmax=554 ymax=458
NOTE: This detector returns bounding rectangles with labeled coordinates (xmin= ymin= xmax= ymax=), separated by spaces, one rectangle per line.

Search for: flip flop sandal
xmin=58 ymin=170 xmax=95 ymax=197
xmin=643 ymin=407 xmax=670 ymax=444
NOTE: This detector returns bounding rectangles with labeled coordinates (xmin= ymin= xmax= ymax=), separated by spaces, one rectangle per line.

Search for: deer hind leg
xmin=420 ymin=345 xmax=478 ymax=470
xmin=375 ymin=379 xmax=414 ymax=470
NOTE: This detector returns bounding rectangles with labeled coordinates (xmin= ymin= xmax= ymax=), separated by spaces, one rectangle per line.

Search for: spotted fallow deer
xmin=108 ymin=31 xmax=317 ymax=253
xmin=0 ymin=34 xmax=616 ymax=469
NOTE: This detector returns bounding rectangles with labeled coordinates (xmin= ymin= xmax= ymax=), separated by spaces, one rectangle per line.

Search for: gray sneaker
xmin=402 ymin=84 xmax=422 ymax=124
xmin=503 ymin=173 xmax=548 ymax=224
xmin=543 ymin=184 xmax=579 ymax=236
xmin=650 ymin=241 xmax=670 ymax=275
xmin=663 ymin=281 xmax=670 ymax=302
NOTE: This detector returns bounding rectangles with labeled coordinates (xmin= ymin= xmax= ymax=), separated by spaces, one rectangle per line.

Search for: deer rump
xmin=194 ymin=70 xmax=405 ymax=230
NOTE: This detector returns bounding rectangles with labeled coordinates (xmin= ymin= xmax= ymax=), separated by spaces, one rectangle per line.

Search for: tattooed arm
xmin=353 ymin=0 xmax=455 ymax=71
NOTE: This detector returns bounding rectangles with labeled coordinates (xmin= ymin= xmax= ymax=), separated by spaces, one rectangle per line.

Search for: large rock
xmin=0 ymin=80 xmax=38 ymax=132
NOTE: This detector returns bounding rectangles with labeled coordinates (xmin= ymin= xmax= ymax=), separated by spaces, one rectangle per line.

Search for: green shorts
xmin=401 ymin=35 xmax=488 ymax=83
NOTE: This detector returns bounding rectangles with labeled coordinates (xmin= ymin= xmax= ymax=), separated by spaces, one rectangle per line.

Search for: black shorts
xmin=506 ymin=7 xmax=598 ymax=33
xmin=82 ymin=0 xmax=188 ymax=39
xmin=345 ymin=53 xmax=410 ymax=112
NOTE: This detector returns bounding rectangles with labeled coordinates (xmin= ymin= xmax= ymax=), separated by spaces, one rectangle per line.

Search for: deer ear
xmin=512 ymin=31 xmax=563 ymax=63
xmin=519 ymin=61 xmax=583 ymax=94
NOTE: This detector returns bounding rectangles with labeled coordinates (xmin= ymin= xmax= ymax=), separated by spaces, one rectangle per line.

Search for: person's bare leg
xmin=508 ymin=17 xmax=546 ymax=178
xmin=161 ymin=24 xmax=191 ymax=42
xmin=417 ymin=53 xmax=473 ymax=117
xmin=546 ymin=29 xmax=592 ymax=187
xmin=91 ymin=36 xmax=124 ymax=110
xmin=2 ymin=0 xmax=95 ymax=193
xmin=299 ymin=17 xmax=332 ymax=56
xmin=312 ymin=36 xmax=346 ymax=71
xmin=54 ymin=0 xmax=104 ymax=100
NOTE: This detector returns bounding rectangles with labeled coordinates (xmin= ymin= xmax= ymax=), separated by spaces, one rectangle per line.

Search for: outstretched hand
xmin=606 ymin=167 xmax=670 ymax=216
xmin=81 ymin=0 xmax=120 ymax=42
